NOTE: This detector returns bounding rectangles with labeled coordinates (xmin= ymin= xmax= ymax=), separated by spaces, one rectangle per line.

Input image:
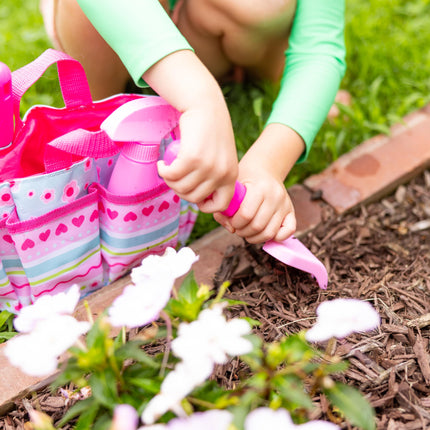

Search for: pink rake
xmin=101 ymin=97 xmax=328 ymax=289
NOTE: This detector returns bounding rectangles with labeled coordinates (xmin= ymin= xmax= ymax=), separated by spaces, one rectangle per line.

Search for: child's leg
xmin=173 ymin=0 xmax=297 ymax=82
xmin=44 ymin=0 xmax=131 ymax=100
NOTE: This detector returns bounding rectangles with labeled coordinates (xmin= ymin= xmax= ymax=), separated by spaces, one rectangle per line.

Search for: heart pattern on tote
xmin=22 ymin=238 xmax=35 ymax=251
xmin=173 ymin=195 xmax=180 ymax=203
xmin=72 ymin=215 xmax=85 ymax=227
xmin=124 ymin=211 xmax=137 ymax=222
xmin=3 ymin=234 xmax=13 ymax=244
xmin=55 ymin=223 xmax=68 ymax=236
xmin=90 ymin=209 xmax=99 ymax=222
xmin=158 ymin=201 xmax=170 ymax=212
xmin=142 ymin=205 xmax=154 ymax=216
xmin=39 ymin=230 xmax=51 ymax=242
xmin=107 ymin=208 xmax=119 ymax=220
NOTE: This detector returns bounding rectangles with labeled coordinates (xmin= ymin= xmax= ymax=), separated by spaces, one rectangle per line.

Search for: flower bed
xmin=0 ymin=170 xmax=429 ymax=429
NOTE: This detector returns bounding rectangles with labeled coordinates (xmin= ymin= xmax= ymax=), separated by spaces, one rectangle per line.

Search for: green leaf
xmin=56 ymin=397 xmax=95 ymax=427
xmin=0 ymin=332 xmax=16 ymax=341
xmin=115 ymin=341 xmax=160 ymax=368
xmin=177 ymin=271 xmax=199 ymax=302
xmin=126 ymin=377 xmax=161 ymax=394
xmin=279 ymin=333 xmax=316 ymax=363
xmin=272 ymin=375 xmax=315 ymax=411
xmin=0 ymin=310 xmax=13 ymax=329
xmin=74 ymin=400 xmax=101 ymax=430
xmin=89 ymin=369 xmax=119 ymax=408
xmin=324 ymin=382 xmax=376 ymax=430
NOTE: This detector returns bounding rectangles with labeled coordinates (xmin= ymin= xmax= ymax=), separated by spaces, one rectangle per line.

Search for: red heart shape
xmin=39 ymin=230 xmax=51 ymax=242
xmin=90 ymin=209 xmax=99 ymax=222
xmin=55 ymin=223 xmax=68 ymax=236
xmin=3 ymin=234 xmax=13 ymax=244
xmin=107 ymin=208 xmax=119 ymax=220
xmin=22 ymin=238 xmax=35 ymax=251
xmin=72 ymin=215 xmax=85 ymax=227
xmin=124 ymin=211 xmax=137 ymax=222
xmin=142 ymin=205 xmax=154 ymax=216
xmin=98 ymin=201 xmax=106 ymax=213
xmin=158 ymin=201 xmax=170 ymax=212
xmin=173 ymin=195 xmax=180 ymax=203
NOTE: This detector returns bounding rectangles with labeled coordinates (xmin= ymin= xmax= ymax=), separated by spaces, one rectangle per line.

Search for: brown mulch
xmin=1 ymin=170 xmax=429 ymax=430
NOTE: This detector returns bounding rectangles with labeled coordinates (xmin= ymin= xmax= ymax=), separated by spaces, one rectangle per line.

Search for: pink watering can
xmin=0 ymin=61 xmax=13 ymax=150
xmin=101 ymin=96 xmax=328 ymax=289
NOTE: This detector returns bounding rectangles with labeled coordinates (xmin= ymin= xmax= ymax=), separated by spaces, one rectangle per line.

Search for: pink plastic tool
xmin=0 ymin=61 xmax=13 ymax=150
xmin=102 ymin=97 xmax=328 ymax=289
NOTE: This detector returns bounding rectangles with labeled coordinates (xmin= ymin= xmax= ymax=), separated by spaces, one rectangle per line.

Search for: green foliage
xmin=324 ymin=382 xmax=376 ymax=430
xmin=0 ymin=310 xmax=16 ymax=344
xmin=46 ymin=271 xmax=376 ymax=429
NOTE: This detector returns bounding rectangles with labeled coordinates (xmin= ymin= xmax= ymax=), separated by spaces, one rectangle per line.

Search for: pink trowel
xmin=101 ymin=96 xmax=328 ymax=289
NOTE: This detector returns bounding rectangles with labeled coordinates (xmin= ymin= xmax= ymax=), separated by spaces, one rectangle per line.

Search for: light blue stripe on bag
xmin=100 ymin=218 xmax=179 ymax=249
xmin=20 ymin=234 xmax=100 ymax=279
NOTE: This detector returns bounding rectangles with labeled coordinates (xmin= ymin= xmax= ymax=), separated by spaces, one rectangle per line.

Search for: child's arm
xmin=216 ymin=0 xmax=347 ymax=243
xmin=76 ymin=0 xmax=238 ymax=211
xmin=214 ymin=123 xmax=304 ymax=244
xmin=145 ymin=50 xmax=238 ymax=213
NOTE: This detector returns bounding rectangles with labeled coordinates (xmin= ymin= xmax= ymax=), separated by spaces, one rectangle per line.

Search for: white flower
xmin=109 ymin=248 xmax=199 ymax=329
xmin=244 ymin=408 xmax=340 ymax=430
xmin=14 ymin=284 xmax=81 ymax=332
xmin=110 ymin=404 xmax=139 ymax=430
xmin=172 ymin=304 xmax=252 ymax=365
xmin=5 ymin=332 xmax=59 ymax=376
xmin=141 ymin=360 xmax=212 ymax=425
xmin=245 ymin=407 xmax=295 ymax=430
xmin=131 ymin=247 xmax=198 ymax=286
xmin=306 ymin=298 xmax=380 ymax=343
xmin=298 ymin=422 xmax=340 ymax=430
xmin=169 ymin=410 xmax=233 ymax=430
xmin=5 ymin=315 xmax=90 ymax=377
xmin=108 ymin=278 xmax=173 ymax=328
xmin=139 ymin=426 xmax=166 ymax=430
xmin=139 ymin=410 xmax=232 ymax=430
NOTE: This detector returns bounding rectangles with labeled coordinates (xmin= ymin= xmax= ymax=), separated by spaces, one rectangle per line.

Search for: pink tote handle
xmin=12 ymin=49 xmax=93 ymax=131
xmin=44 ymin=128 xmax=119 ymax=173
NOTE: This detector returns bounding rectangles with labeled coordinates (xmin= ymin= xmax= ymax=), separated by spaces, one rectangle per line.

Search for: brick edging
xmin=1 ymin=103 xmax=429 ymax=415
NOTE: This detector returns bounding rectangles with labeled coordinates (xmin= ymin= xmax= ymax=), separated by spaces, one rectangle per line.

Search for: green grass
xmin=1 ymin=0 xmax=430 ymax=241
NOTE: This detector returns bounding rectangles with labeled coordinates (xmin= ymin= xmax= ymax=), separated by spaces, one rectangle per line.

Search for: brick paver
xmin=304 ymin=107 xmax=430 ymax=214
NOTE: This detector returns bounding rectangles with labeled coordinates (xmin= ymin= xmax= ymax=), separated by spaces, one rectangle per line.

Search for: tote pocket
xmin=5 ymin=187 xmax=103 ymax=304
xmin=94 ymin=183 xmax=182 ymax=284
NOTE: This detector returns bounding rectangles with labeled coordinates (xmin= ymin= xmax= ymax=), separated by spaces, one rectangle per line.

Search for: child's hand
xmin=158 ymin=100 xmax=238 ymax=213
xmin=214 ymin=123 xmax=306 ymax=244
xmin=214 ymin=166 xmax=296 ymax=244
xmin=144 ymin=50 xmax=238 ymax=213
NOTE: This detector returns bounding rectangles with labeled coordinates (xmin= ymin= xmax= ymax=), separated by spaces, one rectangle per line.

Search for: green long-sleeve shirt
xmin=77 ymin=0 xmax=346 ymax=162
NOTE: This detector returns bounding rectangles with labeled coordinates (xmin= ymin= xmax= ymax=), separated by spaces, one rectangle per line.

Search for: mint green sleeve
xmin=267 ymin=0 xmax=347 ymax=162
xmin=76 ymin=0 xmax=192 ymax=87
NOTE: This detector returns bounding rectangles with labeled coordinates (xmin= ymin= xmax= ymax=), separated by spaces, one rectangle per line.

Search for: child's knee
xmin=213 ymin=0 xmax=297 ymax=32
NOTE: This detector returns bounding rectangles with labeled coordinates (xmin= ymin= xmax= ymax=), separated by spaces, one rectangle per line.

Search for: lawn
xmin=1 ymin=0 xmax=430 ymax=239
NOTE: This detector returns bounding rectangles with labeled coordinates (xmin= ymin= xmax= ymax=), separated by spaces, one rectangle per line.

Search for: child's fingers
xmin=157 ymin=159 xmax=193 ymax=182
xmin=237 ymin=209 xmax=285 ymax=244
xmin=273 ymin=211 xmax=296 ymax=242
xmin=198 ymin=183 xmax=236 ymax=214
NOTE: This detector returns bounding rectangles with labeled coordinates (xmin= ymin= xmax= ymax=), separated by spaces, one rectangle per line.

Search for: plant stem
xmin=159 ymin=310 xmax=172 ymax=378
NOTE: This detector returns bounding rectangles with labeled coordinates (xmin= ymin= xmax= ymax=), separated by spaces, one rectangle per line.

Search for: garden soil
xmin=1 ymin=169 xmax=429 ymax=430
